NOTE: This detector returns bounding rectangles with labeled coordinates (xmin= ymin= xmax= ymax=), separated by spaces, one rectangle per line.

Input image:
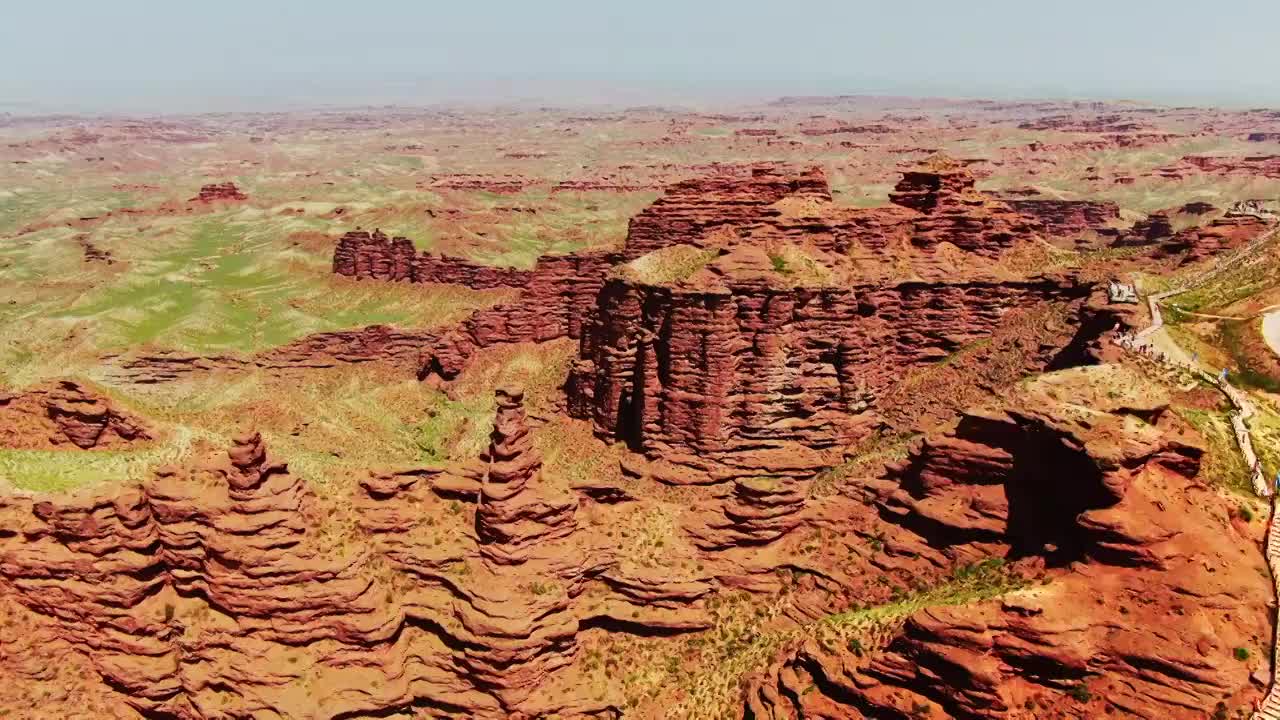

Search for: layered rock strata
xmin=420 ymin=251 xmax=620 ymax=379
xmin=0 ymin=426 xmax=717 ymax=718
xmin=104 ymin=324 xmax=438 ymax=383
xmin=684 ymin=476 xmax=809 ymax=550
xmin=746 ymin=365 xmax=1271 ymax=719
xmin=1113 ymin=208 xmax=1275 ymax=263
xmin=1000 ymin=197 xmax=1121 ymax=240
xmin=621 ymin=164 xmax=832 ymax=260
xmin=189 ymin=182 xmax=246 ymax=202
xmin=334 ymin=229 xmax=530 ymax=286
xmin=891 ymin=158 xmax=1042 ymax=256
xmin=618 ymin=158 xmax=1042 ymax=260
xmin=0 ymin=380 xmax=152 ymax=449
xmin=473 ymin=387 xmax=578 ymax=564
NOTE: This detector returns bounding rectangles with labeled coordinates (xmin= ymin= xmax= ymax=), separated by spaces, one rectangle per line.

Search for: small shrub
xmin=768 ymin=253 xmax=792 ymax=274
xmin=1234 ymin=647 xmax=1251 ymax=661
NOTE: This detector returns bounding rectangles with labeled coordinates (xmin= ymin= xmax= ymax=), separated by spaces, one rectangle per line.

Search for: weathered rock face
xmin=0 ymin=430 xmax=715 ymax=718
xmin=565 ymin=256 xmax=1092 ymax=482
xmin=0 ymin=434 xmax=405 ymax=718
xmin=888 ymin=162 xmax=979 ymax=213
xmin=103 ymin=324 xmax=440 ymax=384
xmin=892 ymin=158 xmax=1042 ymax=257
xmin=421 ymin=251 xmax=620 ymax=379
xmin=189 ymin=182 xmax=246 ymax=203
xmin=552 ymin=159 xmax=1112 ymax=482
xmin=1164 ymin=212 xmax=1275 ymax=263
xmin=684 ymin=476 xmax=808 ymax=550
xmin=473 ymin=388 xmax=578 ymax=564
xmin=0 ymin=380 xmax=152 ymax=449
xmin=747 ymin=366 xmax=1271 ymax=719
xmin=1001 ymin=197 xmax=1121 ymax=239
xmin=618 ymin=159 xmax=1043 ymax=261
xmin=330 ymin=228 xmax=625 ymax=380
xmin=334 ymin=228 xmax=530 ymax=286
xmin=335 ymin=161 xmax=1069 ymax=393
xmin=870 ymin=367 xmax=1203 ymax=564
xmin=1113 ymin=208 xmax=1275 ymax=262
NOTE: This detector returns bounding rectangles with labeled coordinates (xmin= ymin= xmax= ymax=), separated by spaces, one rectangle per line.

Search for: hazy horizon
xmin=6 ymin=0 xmax=1280 ymax=114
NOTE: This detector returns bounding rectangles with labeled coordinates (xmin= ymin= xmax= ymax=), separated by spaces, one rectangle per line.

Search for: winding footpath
xmin=1119 ymin=233 xmax=1280 ymax=718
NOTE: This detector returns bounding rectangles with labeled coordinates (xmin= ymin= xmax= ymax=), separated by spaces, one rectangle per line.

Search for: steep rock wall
xmin=565 ymin=273 xmax=1093 ymax=481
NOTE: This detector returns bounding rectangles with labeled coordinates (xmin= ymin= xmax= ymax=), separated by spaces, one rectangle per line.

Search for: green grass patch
xmin=1177 ymin=407 xmax=1254 ymax=495
xmin=618 ymin=245 xmax=721 ymax=285
xmin=0 ymin=433 xmax=191 ymax=493
xmin=1218 ymin=319 xmax=1280 ymax=392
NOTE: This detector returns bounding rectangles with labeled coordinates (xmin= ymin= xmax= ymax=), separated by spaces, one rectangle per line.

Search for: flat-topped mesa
xmin=565 ymin=241 xmax=1094 ymax=484
xmin=621 ymin=163 xmax=831 ymax=260
xmin=190 ymin=181 xmax=247 ymax=203
xmin=475 ymin=387 xmax=577 ymax=563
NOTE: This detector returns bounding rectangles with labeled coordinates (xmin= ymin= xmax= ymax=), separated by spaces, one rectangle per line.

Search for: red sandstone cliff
xmin=565 ymin=242 xmax=1094 ymax=483
xmin=745 ymin=365 xmax=1271 ymax=719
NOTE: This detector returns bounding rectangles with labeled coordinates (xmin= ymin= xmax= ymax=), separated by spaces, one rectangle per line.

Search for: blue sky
xmin=5 ymin=0 xmax=1280 ymax=112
